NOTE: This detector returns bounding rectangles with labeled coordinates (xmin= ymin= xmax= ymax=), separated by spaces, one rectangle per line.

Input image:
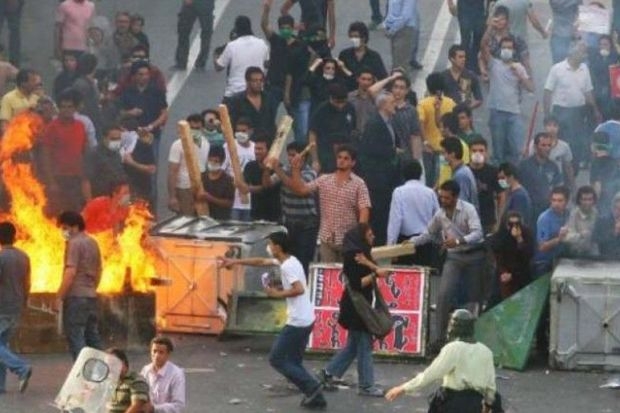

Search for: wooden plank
xmin=371 ymin=243 xmax=415 ymax=260
xmin=218 ymin=104 xmax=249 ymax=205
xmin=267 ymin=115 xmax=293 ymax=160
xmin=178 ymin=120 xmax=209 ymax=216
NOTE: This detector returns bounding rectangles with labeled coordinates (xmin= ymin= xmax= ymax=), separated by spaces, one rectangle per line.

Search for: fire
xmin=0 ymin=112 xmax=156 ymax=293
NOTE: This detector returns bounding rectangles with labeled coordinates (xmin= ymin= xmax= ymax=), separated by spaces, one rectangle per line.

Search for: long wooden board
xmin=178 ymin=120 xmax=209 ymax=215
xmin=218 ymin=104 xmax=249 ymax=204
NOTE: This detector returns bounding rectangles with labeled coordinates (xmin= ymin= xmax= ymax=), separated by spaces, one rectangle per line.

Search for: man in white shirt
xmin=214 ymin=15 xmax=269 ymax=98
xmin=167 ymin=114 xmax=210 ymax=215
xmin=222 ymin=118 xmax=255 ymax=221
xmin=219 ymin=232 xmax=327 ymax=410
xmin=141 ymin=336 xmax=186 ymax=413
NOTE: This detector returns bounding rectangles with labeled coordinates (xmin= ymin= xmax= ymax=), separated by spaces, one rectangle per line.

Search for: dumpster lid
xmin=552 ymin=258 xmax=620 ymax=281
xmin=150 ymin=215 xmax=286 ymax=243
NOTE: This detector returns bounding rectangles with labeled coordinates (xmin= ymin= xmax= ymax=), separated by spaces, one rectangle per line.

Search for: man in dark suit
xmin=359 ymin=92 xmax=399 ymax=245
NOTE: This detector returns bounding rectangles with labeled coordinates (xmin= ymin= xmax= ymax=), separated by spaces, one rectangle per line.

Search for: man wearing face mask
xmin=338 ymin=21 xmax=387 ymax=91
xmin=468 ymin=138 xmax=502 ymax=234
xmin=87 ymin=124 xmax=127 ymax=199
xmin=223 ymin=118 xmax=255 ymax=221
xmin=82 ymin=180 xmax=131 ymax=234
xmin=201 ymin=109 xmax=224 ymax=146
xmin=56 ymin=210 xmax=102 ymax=360
xmin=197 ymin=145 xmax=234 ymax=221
xmin=167 ymin=113 xmax=211 ymax=216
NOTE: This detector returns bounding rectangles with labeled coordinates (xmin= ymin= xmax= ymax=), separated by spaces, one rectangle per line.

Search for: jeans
xmin=266 ymin=84 xmax=284 ymax=116
xmin=231 ymin=208 xmax=251 ymax=222
xmin=0 ymin=315 xmax=29 ymax=392
xmin=269 ymin=324 xmax=320 ymax=397
xmin=176 ymin=1 xmax=215 ymax=67
xmin=422 ymin=151 xmax=438 ymax=188
xmin=458 ymin=16 xmax=484 ymax=73
xmin=408 ymin=27 xmax=420 ymax=67
xmin=292 ymin=100 xmax=311 ymax=144
xmin=552 ymin=105 xmax=588 ymax=165
xmin=550 ymin=35 xmax=572 ymax=64
xmin=0 ymin=0 xmax=22 ymax=67
xmin=369 ymin=0 xmax=383 ymax=24
xmin=488 ymin=109 xmax=525 ymax=165
xmin=285 ymin=218 xmax=319 ymax=275
xmin=63 ymin=297 xmax=102 ymax=361
xmin=325 ymin=329 xmax=375 ymax=389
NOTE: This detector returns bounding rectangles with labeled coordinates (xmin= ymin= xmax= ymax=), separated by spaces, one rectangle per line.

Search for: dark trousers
xmin=269 ymin=324 xmax=320 ymax=397
xmin=369 ymin=0 xmax=383 ymax=24
xmin=266 ymin=83 xmax=284 ymax=116
xmin=458 ymin=17 xmax=484 ymax=74
xmin=176 ymin=1 xmax=215 ymax=67
xmin=430 ymin=388 xmax=484 ymax=413
xmin=552 ymin=105 xmax=589 ymax=166
xmin=0 ymin=0 xmax=22 ymax=67
xmin=396 ymin=235 xmax=436 ymax=267
xmin=285 ymin=218 xmax=319 ymax=276
xmin=63 ymin=297 xmax=102 ymax=361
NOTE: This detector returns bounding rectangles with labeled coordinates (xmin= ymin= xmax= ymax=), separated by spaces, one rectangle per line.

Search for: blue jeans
xmin=550 ymin=35 xmax=572 ymax=64
xmin=269 ymin=324 xmax=320 ymax=397
xmin=488 ymin=109 xmax=525 ymax=165
xmin=458 ymin=16 xmax=484 ymax=73
xmin=285 ymin=218 xmax=319 ymax=276
xmin=63 ymin=297 xmax=102 ymax=361
xmin=369 ymin=0 xmax=383 ymax=23
xmin=0 ymin=315 xmax=29 ymax=392
xmin=230 ymin=208 xmax=251 ymax=222
xmin=325 ymin=329 xmax=375 ymax=389
xmin=292 ymin=100 xmax=311 ymax=144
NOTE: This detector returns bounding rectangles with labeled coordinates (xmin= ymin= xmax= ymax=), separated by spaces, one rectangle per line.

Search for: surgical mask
xmin=235 ymin=131 xmax=250 ymax=143
xmin=350 ymin=37 xmax=362 ymax=48
xmin=207 ymin=162 xmax=222 ymax=172
xmin=191 ymin=129 xmax=204 ymax=146
xmin=107 ymin=140 xmax=121 ymax=151
xmin=279 ymin=27 xmax=294 ymax=40
xmin=323 ymin=73 xmax=335 ymax=81
xmin=600 ymin=49 xmax=610 ymax=57
xmin=62 ymin=229 xmax=71 ymax=240
xmin=119 ymin=194 xmax=131 ymax=207
xmin=498 ymin=179 xmax=509 ymax=189
xmin=471 ymin=152 xmax=485 ymax=165
xmin=500 ymin=48 xmax=513 ymax=62
xmin=266 ymin=244 xmax=274 ymax=257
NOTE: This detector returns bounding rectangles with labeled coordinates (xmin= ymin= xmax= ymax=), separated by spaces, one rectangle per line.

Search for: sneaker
xmin=18 ymin=368 xmax=31 ymax=393
xmin=409 ymin=61 xmax=423 ymax=70
xmin=317 ymin=369 xmax=338 ymax=392
xmin=358 ymin=386 xmax=384 ymax=397
xmin=301 ymin=390 xmax=327 ymax=410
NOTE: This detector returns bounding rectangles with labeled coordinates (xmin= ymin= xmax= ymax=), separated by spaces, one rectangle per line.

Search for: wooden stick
xmin=267 ymin=115 xmax=294 ymax=160
xmin=218 ymin=104 xmax=249 ymax=204
xmin=522 ymin=100 xmax=539 ymax=159
xmin=371 ymin=243 xmax=415 ymax=260
xmin=299 ymin=142 xmax=316 ymax=158
xmin=178 ymin=120 xmax=209 ymax=216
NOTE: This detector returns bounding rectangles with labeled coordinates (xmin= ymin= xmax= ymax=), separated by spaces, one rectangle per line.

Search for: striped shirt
xmin=107 ymin=372 xmax=150 ymax=413
xmin=308 ymin=172 xmax=372 ymax=245
xmin=272 ymin=165 xmax=318 ymax=221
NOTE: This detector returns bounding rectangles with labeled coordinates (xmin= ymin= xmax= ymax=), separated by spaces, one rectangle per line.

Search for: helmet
xmin=446 ymin=309 xmax=475 ymax=342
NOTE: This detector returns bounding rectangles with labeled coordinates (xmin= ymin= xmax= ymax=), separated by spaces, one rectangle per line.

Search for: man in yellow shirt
xmin=437 ymin=112 xmax=470 ymax=188
xmin=385 ymin=309 xmax=499 ymax=413
xmin=417 ymin=72 xmax=456 ymax=186
xmin=0 ymin=69 xmax=41 ymax=133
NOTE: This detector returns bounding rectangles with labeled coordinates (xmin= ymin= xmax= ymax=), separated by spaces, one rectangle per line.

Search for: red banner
xmin=610 ymin=65 xmax=620 ymax=98
xmin=308 ymin=264 xmax=428 ymax=357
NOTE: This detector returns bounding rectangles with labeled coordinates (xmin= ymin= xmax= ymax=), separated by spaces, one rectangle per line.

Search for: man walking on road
xmin=0 ymin=221 xmax=32 ymax=394
xmin=174 ymin=0 xmax=214 ymax=70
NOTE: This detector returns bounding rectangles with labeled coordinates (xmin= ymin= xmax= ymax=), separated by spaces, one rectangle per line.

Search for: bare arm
xmin=280 ymin=0 xmax=294 ymax=15
xmin=167 ymin=162 xmax=181 ymax=211
xmin=266 ymin=280 xmax=305 ymax=298
xmin=57 ymin=267 xmax=76 ymax=299
xmin=359 ymin=207 xmax=370 ymax=224
xmin=55 ymin=23 xmax=63 ymax=58
xmin=261 ymin=0 xmax=274 ymax=38
xmin=368 ymin=72 xmax=400 ymax=98
xmin=124 ymin=401 xmax=147 ymax=413
xmin=527 ymin=8 xmax=548 ymax=38
xmin=308 ymin=130 xmax=320 ymax=172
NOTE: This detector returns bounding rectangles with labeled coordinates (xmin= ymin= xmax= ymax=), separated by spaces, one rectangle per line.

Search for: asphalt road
xmin=1 ymin=1 xmax=618 ymax=412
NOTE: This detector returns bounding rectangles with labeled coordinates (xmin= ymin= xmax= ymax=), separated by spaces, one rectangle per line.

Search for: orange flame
xmin=0 ymin=112 xmax=155 ymax=293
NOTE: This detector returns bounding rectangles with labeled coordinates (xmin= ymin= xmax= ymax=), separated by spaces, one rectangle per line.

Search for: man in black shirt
xmin=199 ymin=145 xmax=235 ymax=220
xmin=442 ymin=44 xmax=483 ymax=110
xmin=468 ymin=137 xmax=501 ymax=234
xmin=308 ymin=83 xmax=357 ymax=173
xmin=281 ymin=0 xmax=335 ymax=48
xmin=242 ymin=134 xmax=281 ymax=222
xmin=338 ymin=22 xmax=387 ymax=91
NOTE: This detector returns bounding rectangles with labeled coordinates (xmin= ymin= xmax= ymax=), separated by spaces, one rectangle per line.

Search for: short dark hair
xmin=76 ymin=53 xmax=98 ymax=76
xmin=494 ymin=4 xmax=510 ymax=19
xmin=235 ymin=117 xmax=252 ymax=129
xmin=16 ymin=69 xmax=37 ymax=87
xmin=543 ymin=115 xmax=559 ymax=126
xmin=440 ymin=112 xmax=459 ymax=136
xmin=551 ymin=185 xmax=570 ymax=200
xmin=245 ymin=66 xmax=264 ymax=81
xmin=286 ymin=141 xmax=305 ymax=153
xmin=357 ymin=66 xmax=375 ymax=79
xmin=103 ymin=124 xmax=123 ymax=137
xmin=390 ymin=74 xmax=411 ymax=89
xmin=336 ymin=144 xmax=357 ymax=161
xmin=453 ymin=103 xmax=472 ymax=119
xmin=131 ymin=13 xmax=145 ymax=26
xmin=402 ymin=159 xmax=423 ymax=181
xmin=58 ymin=211 xmax=85 ymax=231
xmin=576 ymin=185 xmax=597 ymax=204
xmin=251 ymin=130 xmax=271 ymax=147
xmin=448 ymin=44 xmax=466 ymax=59
xmin=440 ymin=179 xmax=460 ymax=197
xmin=328 ymin=82 xmax=348 ymax=100
xmin=208 ymin=145 xmax=226 ymax=161
xmin=348 ymin=21 xmax=369 ymax=43
xmin=234 ymin=15 xmax=253 ymax=37
xmin=201 ymin=108 xmax=220 ymax=120
xmin=441 ymin=137 xmax=464 ymax=160
xmin=186 ymin=113 xmax=205 ymax=126
xmin=534 ymin=132 xmax=550 ymax=146
xmin=498 ymin=162 xmax=519 ymax=180
xmin=277 ymin=14 xmax=294 ymax=28
xmin=130 ymin=60 xmax=150 ymax=76
xmin=0 ymin=221 xmax=16 ymax=245
xmin=107 ymin=347 xmax=129 ymax=367
xmin=57 ymin=89 xmax=82 ymax=107
xmin=150 ymin=336 xmax=174 ymax=352
xmin=107 ymin=179 xmax=128 ymax=197
xmin=499 ymin=36 xmax=515 ymax=48
xmin=131 ymin=44 xmax=149 ymax=58
xmin=268 ymin=232 xmax=290 ymax=253
xmin=426 ymin=72 xmax=445 ymax=95
xmin=469 ymin=137 xmax=488 ymax=149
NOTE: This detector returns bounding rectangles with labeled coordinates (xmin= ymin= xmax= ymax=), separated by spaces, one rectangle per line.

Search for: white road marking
xmin=166 ymin=0 xmax=232 ymax=105
xmin=412 ymin=1 xmax=455 ymax=97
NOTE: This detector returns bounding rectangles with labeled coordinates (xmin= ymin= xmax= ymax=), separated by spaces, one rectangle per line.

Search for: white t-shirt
xmin=544 ymin=60 xmax=593 ymax=108
xmin=223 ymin=140 xmax=255 ymax=210
xmin=168 ymin=138 xmax=210 ymax=189
xmin=278 ymin=256 xmax=315 ymax=327
xmin=216 ymin=35 xmax=269 ymax=97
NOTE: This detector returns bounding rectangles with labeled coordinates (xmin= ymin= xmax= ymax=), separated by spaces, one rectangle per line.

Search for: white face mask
xmin=471 ymin=152 xmax=485 ymax=165
xmin=107 ymin=140 xmax=122 ymax=151
xmin=498 ymin=179 xmax=509 ymax=189
xmin=600 ymin=49 xmax=610 ymax=57
xmin=323 ymin=73 xmax=335 ymax=81
xmin=62 ymin=229 xmax=71 ymax=240
xmin=235 ymin=132 xmax=250 ymax=144
xmin=207 ymin=162 xmax=222 ymax=172
xmin=119 ymin=194 xmax=131 ymax=207
xmin=350 ymin=37 xmax=362 ymax=48
xmin=500 ymin=48 xmax=513 ymax=62
xmin=266 ymin=244 xmax=274 ymax=257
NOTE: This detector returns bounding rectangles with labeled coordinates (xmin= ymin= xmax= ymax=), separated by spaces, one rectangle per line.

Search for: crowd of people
xmin=0 ymin=0 xmax=620 ymax=411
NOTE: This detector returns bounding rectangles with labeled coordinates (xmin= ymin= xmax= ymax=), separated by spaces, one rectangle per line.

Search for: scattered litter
xmin=244 ymin=347 xmax=251 ymax=352
xmin=184 ymin=367 xmax=216 ymax=374
xmin=496 ymin=374 xmax=510 ymax=380
xmin=261 ymin=384 xmax=273 ymax=390
xmin=237 ymin=363 xmax=246 ymax=368
xmin=220 ymin=352 xmax=228 ymax=357
xmin=601 ymin=376 xmax=620 ymax=389
xmin=545 ymin=370 xmax=550 ymax=375
xmin=228 ymin=398 xmax=244 ymax=405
